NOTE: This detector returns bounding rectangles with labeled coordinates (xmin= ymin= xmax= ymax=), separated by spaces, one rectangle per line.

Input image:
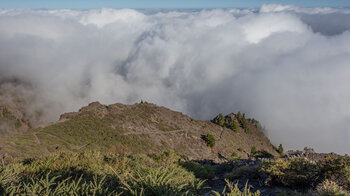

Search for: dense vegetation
xmin=212 ymin=112 xmax=261 ymax=134
xmin=260 ymin=155 xmax=350 ymax=193
xmin=0 ymin=150 xmax=264 ymax=196
xmin=212 ymin=114 xmax=238 ymax=133
xmin=0 ymin=149 xmax=349 ymax=195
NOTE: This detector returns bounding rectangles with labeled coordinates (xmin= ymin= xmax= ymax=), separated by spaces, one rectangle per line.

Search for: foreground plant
xmin=0 ymin=150 xmax=206 ymax=195
xmin=313 ymin=180 xmax=349 ymax=196
xmin=211 ymin=179 xmax=260 ymax=196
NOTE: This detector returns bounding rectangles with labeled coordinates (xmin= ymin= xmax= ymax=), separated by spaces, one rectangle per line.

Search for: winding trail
xmin=123 ymin=129 xmax=186 ymax=136
xmin=33 ymin=132 xmax=88 ymax=150
xmin=32 ymin=132 xmax=41 ymax=145
xmin=218 ymin=127 xmax=224 ymax=141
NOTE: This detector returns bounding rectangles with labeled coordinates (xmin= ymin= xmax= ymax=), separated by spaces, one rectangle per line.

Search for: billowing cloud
xmin=0 ymin=6 xmax=350 ymax=154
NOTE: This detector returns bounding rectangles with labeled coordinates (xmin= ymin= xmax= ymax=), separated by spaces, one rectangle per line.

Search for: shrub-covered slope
xmin=0 ymin=101 xmax=278 ymax=161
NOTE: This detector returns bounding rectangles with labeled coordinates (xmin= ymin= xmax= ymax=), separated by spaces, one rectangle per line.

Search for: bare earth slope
xmin=0 ymin=101 xmax=278 ymax=161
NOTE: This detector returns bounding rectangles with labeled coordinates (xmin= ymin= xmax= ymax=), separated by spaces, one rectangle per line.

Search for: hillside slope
xmin=0 ymin=101 xmax=278 ymax=161
xmin=0 ymin=90 xmax=31 ymax=138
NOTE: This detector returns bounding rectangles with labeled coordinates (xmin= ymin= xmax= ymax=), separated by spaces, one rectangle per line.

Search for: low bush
xmin=251 ymin=150 xmax=274 ymax=159
xmin=180 ymin=161 xmax=216 ymax=179
xmin=278 ymin=144 xmax=284 ymax=156
xmin=224 ymin=165 xmax=250 ymax=180
xmin=202 ymin=134 xmax=216 ymax=148
xmin=261 ymin=155 xmax=350 ymax=192
xmin=211 ymin=179 xmax=260 ymax=196
xmin=228 ymin=152 xmax=239 ymax=161
xmin=260 ymin=158 xmax=319 ymax=188
xmin=319 ymin=155 xmax=350 ymax=190
xmin=313 ymin=180 xmax=349 ymax=196
xmin=251 ymin=147 xmax=257 ymax=155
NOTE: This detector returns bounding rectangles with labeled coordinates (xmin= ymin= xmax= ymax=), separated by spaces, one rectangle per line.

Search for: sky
xmin=1 ymin=0 xmax=350 ymax=9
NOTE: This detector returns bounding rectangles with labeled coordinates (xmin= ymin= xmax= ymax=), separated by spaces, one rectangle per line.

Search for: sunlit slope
xmin=0 ymin=102 xmax=278 ymax=160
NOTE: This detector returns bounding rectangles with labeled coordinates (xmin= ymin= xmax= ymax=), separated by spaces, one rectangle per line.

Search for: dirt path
xmin=32 ymin=132 xmax=41 ymax=145
xmin=75 ymin=144 xmax=88 ymax=150
xmin=36 ymin=132 xmax=88 ymax=150
xmin=123 ymin=129 xmax=186 ymax=135
xmin=218 ymin=127 xmax=224 ymax=141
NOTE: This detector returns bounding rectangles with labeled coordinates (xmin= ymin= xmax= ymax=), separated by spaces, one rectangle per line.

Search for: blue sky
xmin=1 ymin=0 xmax=350 ymax=9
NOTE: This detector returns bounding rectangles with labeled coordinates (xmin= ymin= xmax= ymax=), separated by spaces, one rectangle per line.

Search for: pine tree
xmin=204 ymin=134 xmax=216 ymax=148
xmin=232 ymin=120 xmax=238 ymax=132
xmin=278 ymin=144 xmax=284 ymax=156
xmin=237 ymin=111 xmax=242 ymax=121
xmin=251 ymin=146 xmax=257 ymax=155
xmin=213 ymin=113 xmax=225 ymax=126
xmin=240 ymin=113 xmax=251 ymax=133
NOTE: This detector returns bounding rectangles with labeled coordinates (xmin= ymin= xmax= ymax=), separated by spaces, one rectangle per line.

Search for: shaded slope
xmin=0 ymin=102 xmax=278 ymax=161
xmin=0 ymin=91 xmax=31 ymax=138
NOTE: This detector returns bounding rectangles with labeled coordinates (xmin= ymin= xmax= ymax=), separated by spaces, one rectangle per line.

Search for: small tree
xmin=278 ymin=144 xmax=284 ymax=156
xmin=241 ymin=119 xmax=251 ymax=134
xmin=203 ymin=134 xmax=216 ymax=148
xmin=237 ymin=112 xmax=242 ymax=121
xmin=212 ymin=114 xmax=225 ymax=127
xmin=251 ymin=146 xmax=257 ymax=155
xmin=303 ymin=147 xmax=315 ymax=154
xmin=231 ymin=120 xmax=238 ymax=132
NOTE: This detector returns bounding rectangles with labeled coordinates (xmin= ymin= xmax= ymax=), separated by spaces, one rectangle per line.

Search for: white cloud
xmin=0 ymin=6 xmax=350 ymax=154
xmin=260 ymin=4 xmax=350 ymax=14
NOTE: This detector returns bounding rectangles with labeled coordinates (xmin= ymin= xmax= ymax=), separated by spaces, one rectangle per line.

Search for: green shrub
xmin=236 ymin=112 xmax=251 ymax=134
xmin=228 ymin=152 xmax=239 ymax=161
xmin=261 ymin=155 xmax=350 ymax=190
xmin=180 ymin=161 xmax=216 ymax=179
xmin=278 ymin=144 xmax=284 ymax=156
xmin=252 ymin=150 xmax=274 ymax=159
xmin=260 ymin=158 xmax=319 ymax=187
xmin=319 ymin=155 xmax=350 ymax=189
xmin=212 ymin=114 xmax=225 ymax=127
xmin=15 ymin=120 xmax=22 ymax=128
xmin=212 ymin=113 xmax=239 ymax=132
xmin=251 ymin=147 xmax=257 ymax=155
xmin=231 ymin=120 xmax=238 ymax=132
xmin=211 ymin=179 xmax=260 ymax=196
xmin=203 ymin=134 xmax=216 ymax=148
xmin=226 ymin=120 xmax=238 ymax=132
xmin=224 ymin=165 xmax=250 ymax=180
xmin=313 ymin=180 xmax=349 ymax=196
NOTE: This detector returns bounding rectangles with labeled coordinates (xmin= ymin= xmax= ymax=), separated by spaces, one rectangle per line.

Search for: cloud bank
xmin=1 ymin=6 xmax=350 ymax=154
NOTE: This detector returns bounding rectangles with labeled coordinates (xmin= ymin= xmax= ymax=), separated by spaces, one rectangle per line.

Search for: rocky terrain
xmin=0 ymin=101 xmax=278 ymax=162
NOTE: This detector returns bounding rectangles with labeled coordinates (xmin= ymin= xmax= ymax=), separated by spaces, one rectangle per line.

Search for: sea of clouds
xmin=1 ymin=4 xmax=350 ymax=154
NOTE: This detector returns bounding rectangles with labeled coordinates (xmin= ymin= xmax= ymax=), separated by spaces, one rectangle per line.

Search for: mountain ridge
xmin=0 ymin=101 xmax=279 ymax=162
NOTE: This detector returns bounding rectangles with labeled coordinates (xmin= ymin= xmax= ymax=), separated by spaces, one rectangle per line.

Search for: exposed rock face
xmin=60 ymin=102 xmax=109 ymax=121
xmin=59 ymin=112 xmax=79 ymax=121
xmin=224 ymin=113 xmax=236 ymax=122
